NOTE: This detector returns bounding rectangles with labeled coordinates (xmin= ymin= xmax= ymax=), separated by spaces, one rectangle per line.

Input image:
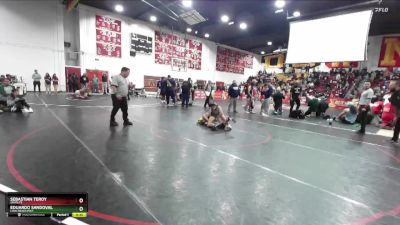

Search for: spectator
xmin=357 ymin=82 xmax=374 ymax=134
xmin=165 ymin=75 xmax=176 ymax=106
xmin=67 ymin=75 xmax=73 ymax=92
xmin=44 ymin=73 xmax=52 ymax=94
xmin=52 ymin=73 xmax=59 ymax=95
xmin=260 ymin=81 xmax=273 ymax=117
xmin=92 ymin=75 xmax=99 ymax=93
xmin=0 ymin=79 xmax=32 ymax=113
xmin=290 ymin=81 xmax=302 ymax=114
xmin=156 ymin=78 xmax=161 ymax=99
xmin=181 ymin=78 xmax=192 ymax=108
xmin=80 ymin=73 xmax=88 ymax=88
xmin=32 ymin=69 xmax=42 ymax=93
xmin=272 ymin=87 xmax=285 ymax=115
xmin=188 ymin=78 xmax=195 ymax=104
xmin=389 ymin=80 xmax=400 ymax=143
xmin=101 ymin=73 xmax=108 ymax=95
xmin=203 ymin=80 xmax=214 ymax=108
xmin=175 ymin=81 xmax=181 ymax=102
xmin=160 ymin=77 xmax=167 ymax=104
xmin=227 ymin=80 xmax=240 ymax=113
xmin=72 ymin=73 xmax=79 ymax=92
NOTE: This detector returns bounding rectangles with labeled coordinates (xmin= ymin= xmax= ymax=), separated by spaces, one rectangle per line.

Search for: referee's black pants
xmin=110 ymin=94 xmax=128 ymax=122
xmin=358 ymin=105 xmax=370 ymax=133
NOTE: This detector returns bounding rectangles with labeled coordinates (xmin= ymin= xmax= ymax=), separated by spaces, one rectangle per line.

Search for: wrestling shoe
xmin=123 ymin=121 xmax=133 ymax=126
xmin=11 ymin=106 xmax=17 ymax=112
xmin=386 ymin=139 xmax=398 ymax=144
xmin=356 ymin=129 xmax=365 ymax=135
xmin=262 ymin=113 xmax=269 ymax=117
xmin=110 ymin=121 xmax=119 ymax=127
xmin=22 ymin=108 xmax=30 ymax=113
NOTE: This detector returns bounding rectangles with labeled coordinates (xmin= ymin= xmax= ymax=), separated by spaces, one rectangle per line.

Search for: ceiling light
xmin=267 ymin=41 xmax=272 ymax=46
xmin=275 ymin=0 xmax=285 ymax=9
xmin=228 ymin=21 xmax=235 ymax=25
xmin=275 ymin=9 xmax=284 ymax=14
xmin=182 ymin=0 xmax=192 ymax=8
xmin=221 ymin=15 xmax=230 ymax=23
xmin=186 ymin=27 xmax=192 ymax=33
xmin=293 ymin=11 xmax=301 ymax=17
xmin=150 ymin=15 xmax=157 ymax=22
xmin=204 ymin=33 xmax=210 ymax=38
xmin=239 ymin=22 xmax=247 ymax=30
xmin=195 ymin=30 xmax=198 ymax=34
xmin=261 ymin=51 xmax=265 ymax=54
xmin=115 ymin=4 xmax=124 ymax=12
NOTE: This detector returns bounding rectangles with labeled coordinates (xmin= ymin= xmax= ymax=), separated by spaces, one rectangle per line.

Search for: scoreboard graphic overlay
xmin=5 ymin=193 xmax=88 ymax=218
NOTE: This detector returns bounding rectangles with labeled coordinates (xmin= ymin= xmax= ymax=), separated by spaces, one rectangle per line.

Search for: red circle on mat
xmin=6 ymin=128 xmax=158 ymax=225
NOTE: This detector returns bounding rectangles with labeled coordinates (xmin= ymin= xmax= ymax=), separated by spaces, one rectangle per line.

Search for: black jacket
xmin=390 ymin=90 xmax=400 ymax=110
xmin=228 ymin=84 xmax=240 ymax=98
xmin=181 ymin=81 xmax=192 ymax=94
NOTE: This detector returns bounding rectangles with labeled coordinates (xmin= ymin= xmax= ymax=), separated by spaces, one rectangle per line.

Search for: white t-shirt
xmin=359 ymin=88 xmax=374 ymax=106
xmin=110 ymin=75 xmax=128 ymax=96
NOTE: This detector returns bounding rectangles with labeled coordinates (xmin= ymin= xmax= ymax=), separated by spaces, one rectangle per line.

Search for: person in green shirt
xmin=92 ymin=76 xmax=99 ymax=93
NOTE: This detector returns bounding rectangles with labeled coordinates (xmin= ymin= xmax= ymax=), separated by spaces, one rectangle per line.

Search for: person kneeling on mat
xmin=304 ymin=94 xmax=329 ymax=118
xmin=74 ymin=88 xmax=90 ymax=99
xmin=199 ymin=100 xmax=232 ymax=131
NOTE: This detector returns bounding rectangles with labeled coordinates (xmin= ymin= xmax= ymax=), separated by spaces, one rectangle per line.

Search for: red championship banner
xmin=378 ymin=36 xmax=400 ymax=67
xmin=325 ymin=62 xmax=359 ymax=68
xmin=216 ymin=46 xmax=253 ymax=74
xmin=154 ymin=31 xmax=202 ymax=70
xmin=96 ymin=43 xmax=121 ymax=57
xmin=96 ymin=15 xmax=121 ymax=58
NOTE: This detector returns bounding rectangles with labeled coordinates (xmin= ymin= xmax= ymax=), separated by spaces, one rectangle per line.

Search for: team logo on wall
xmin=96 ymin=15 xmax=122 ymax=58
xmin=378 ymin=36 xmax=400 ymax=67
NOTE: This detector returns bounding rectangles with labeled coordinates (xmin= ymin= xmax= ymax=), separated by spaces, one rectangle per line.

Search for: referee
xmin=110 ymin=67 xmax=133 ymax=127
